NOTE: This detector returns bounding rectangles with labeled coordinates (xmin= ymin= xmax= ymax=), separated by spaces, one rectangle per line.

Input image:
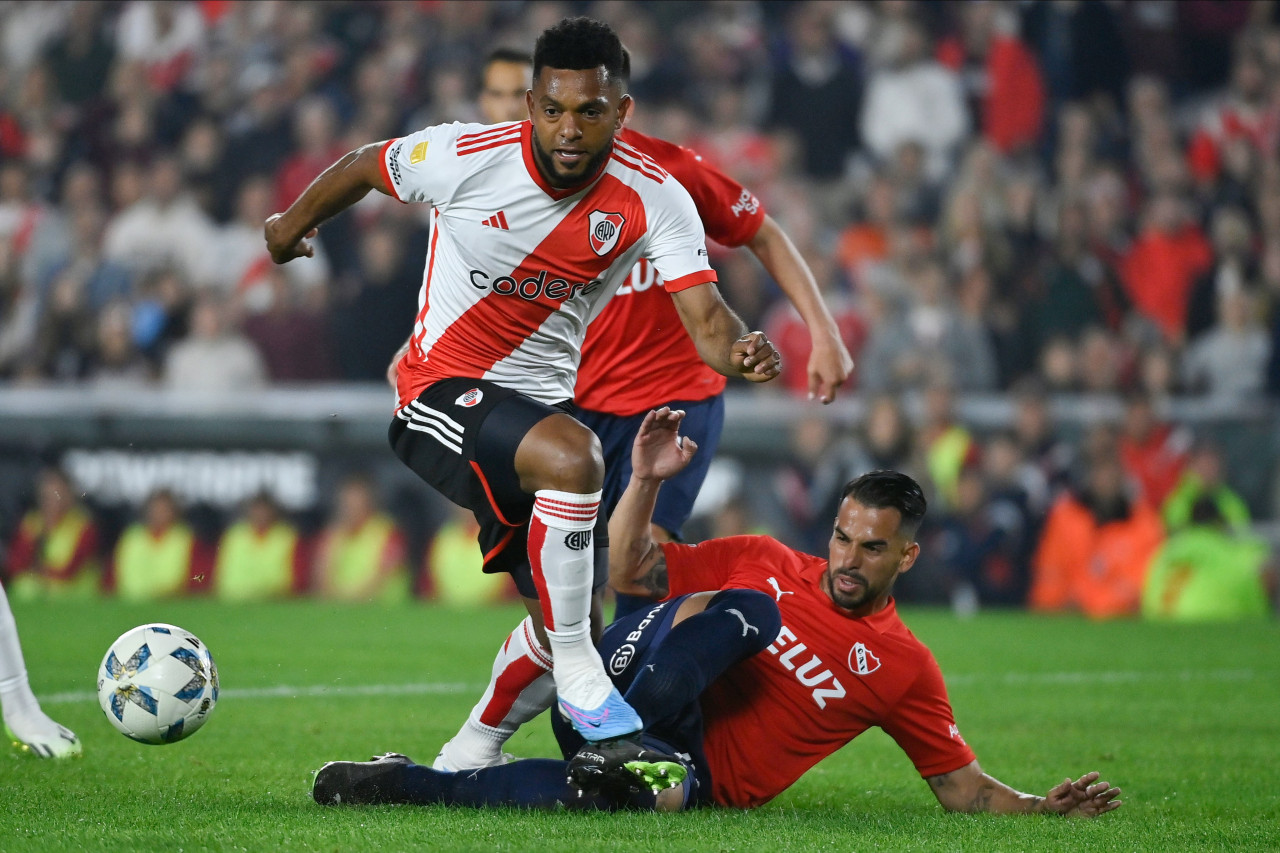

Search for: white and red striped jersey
xmin=381 ymin=120 xmax=718 ymax=410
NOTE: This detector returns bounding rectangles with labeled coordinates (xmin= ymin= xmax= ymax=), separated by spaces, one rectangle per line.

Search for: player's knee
xmin=708 ymin=589 xmax=782 ymax=654
xmin=519 ymin=416 xmax=604 ymax=493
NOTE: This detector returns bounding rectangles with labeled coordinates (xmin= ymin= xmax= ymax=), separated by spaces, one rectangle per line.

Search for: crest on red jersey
xmin=588 ymin=210 xmax=626 ymax=256
xmin=848 ymin=642 xmax=881 ymax=676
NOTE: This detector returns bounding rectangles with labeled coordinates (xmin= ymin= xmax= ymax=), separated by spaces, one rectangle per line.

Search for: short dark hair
xmin=533 ymin=17 xmax=625 ymax=84
xmin=483 ymin=47 xmax=532 ymax=73
xmin=840 ymin=470 xmax=928 ymax=537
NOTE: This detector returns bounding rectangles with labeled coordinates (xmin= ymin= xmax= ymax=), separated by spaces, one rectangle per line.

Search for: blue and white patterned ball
xmin=97 ymin=623 xmax=219 ymax=745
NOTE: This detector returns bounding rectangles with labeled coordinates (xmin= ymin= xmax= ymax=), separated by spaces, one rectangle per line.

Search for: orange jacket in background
xmin=1030 ymin=493 xmax=1165 ymax=618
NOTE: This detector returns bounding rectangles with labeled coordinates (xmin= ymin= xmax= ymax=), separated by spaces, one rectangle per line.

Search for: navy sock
xmin=623 ymin=589 xmax=781 ymax=730
xmin=397 ymin=759 xmax=659 ymax=811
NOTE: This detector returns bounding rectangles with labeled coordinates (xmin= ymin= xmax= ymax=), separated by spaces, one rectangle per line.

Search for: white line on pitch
xmin=38 ymin=668 xmax=1266 ymax=707
xmin=38 ymin=681 xmax=481 ymax=706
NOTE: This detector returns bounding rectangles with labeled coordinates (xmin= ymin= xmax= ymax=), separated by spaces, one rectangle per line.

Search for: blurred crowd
xmin=2 ymin=464 xmax=516 ymax=607
xmin=738 ymin=384 xmax=1276 ymax=620
xmin=2 ymin=1 xmax=1279 ymax=619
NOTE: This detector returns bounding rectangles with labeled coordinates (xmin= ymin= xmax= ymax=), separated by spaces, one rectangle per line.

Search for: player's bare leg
xmin=0 ymin=582 xmax=81 ymax=758
xmin=513 ymin=414 xmax=641 ymax=739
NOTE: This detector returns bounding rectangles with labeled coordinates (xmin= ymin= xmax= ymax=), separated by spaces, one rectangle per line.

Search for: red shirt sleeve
xmin=620 ymin=128 xmax=766 ymax=248
xmin=660 ymin=535 xmax=771 ymax=598
xmin=879 ymin=651 xmax=976 ymax=777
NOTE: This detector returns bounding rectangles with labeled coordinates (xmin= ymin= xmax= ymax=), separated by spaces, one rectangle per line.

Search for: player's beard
xmin=823 ymin=566 xmax=878 ymax=611
xmin=531 ymin=133 xmax=613 ymax=189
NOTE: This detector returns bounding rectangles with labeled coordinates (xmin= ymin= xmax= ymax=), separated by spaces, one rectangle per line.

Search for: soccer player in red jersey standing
xmin=267 ymin=18 xmax=781 ymax=788
xmin=432 ymin=47 xmax=853 ymax=776
xmin=311 ymin=408 xmax=1123 ymax=816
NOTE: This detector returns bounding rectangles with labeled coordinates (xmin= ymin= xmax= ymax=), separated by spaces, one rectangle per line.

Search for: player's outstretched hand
xmin=731 ymin=331 xmax=782 ymax=383
xmin=1042 ymin=771 xmax=1122 ymax=818
xmin=808 ymin=334 xmax=854 ymax=404
xmin=264 ymin=213 xmax=318 ymax=264
xmin=631 ymin=407 xmax=698 ymax=483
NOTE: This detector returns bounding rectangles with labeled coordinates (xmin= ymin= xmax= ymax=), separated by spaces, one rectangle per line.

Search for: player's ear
xmin=525 ymin=89 xmax=535 ymax=118
xmin=897 ymin=541 xmax=920 ymax=575
xmin=616 ymin=94 xmax=633 ymax=130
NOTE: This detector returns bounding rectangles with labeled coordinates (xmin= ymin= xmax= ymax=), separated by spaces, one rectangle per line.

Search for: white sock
xmin=435 ymin=616 xmax=555 ymax=770
xmin=0 ymin=581 xmax=45 ymax=726
xmin=529 ymin=489 xmax=611 ymax=710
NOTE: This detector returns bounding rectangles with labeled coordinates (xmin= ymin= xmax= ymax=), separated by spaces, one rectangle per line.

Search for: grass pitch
xmin=3 ymin=599 xmax=1278 ymax=852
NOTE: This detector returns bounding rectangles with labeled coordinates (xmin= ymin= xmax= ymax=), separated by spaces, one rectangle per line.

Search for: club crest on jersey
xmin=848 ymin=642 xmax=881 ymax=676
xmin=455 ymin=388 xmax=483 ymax=408
xmin=588 ymin=210 xmax=626 ymax=256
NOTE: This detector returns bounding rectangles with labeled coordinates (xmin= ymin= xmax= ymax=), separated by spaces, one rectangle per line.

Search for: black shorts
xmin=389 ymin=377 xmax=608 ymax=599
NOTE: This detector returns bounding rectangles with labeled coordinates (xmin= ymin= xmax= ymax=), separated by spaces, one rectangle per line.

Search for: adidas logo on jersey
xmin=482 ymin=211 xmax=510 ymax=230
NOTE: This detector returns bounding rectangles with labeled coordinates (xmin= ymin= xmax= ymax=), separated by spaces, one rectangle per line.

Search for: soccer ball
xmin=97 ymin=623 xmax=219 ymax=745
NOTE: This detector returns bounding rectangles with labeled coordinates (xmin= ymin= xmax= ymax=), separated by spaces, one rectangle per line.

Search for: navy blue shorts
xmin=576 ymin=394 xmax=724 ymax=539
xmin=551 ymin=595 xmax=712 ymax=807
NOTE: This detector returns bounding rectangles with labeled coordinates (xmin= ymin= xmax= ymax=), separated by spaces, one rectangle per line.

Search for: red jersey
xmin=574 ymin=129 xmax=767 ymax=416
xmin=662 ymin=535 xmax=976 ymax=808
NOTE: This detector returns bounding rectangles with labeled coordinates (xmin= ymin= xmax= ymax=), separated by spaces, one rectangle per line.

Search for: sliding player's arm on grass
xmin=608 ymin=407 xmax=701 ymax=599
xmin=925 ymin=761 xmax=1122 ymax=818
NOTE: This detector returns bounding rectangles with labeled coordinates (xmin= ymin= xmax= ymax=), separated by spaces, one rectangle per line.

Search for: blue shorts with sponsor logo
xmin=576 ymin=394 xmax=724 ymax=539
xmin=551 ymin=595 xmax=713 ymax=807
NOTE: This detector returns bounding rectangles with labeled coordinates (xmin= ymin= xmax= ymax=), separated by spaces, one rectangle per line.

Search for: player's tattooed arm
xmin=632 ymin=546 xmax=670 ymax=599
xmin=926 ymin=762 xmax=1120 ymax=818
xmin=609 ymin=408 xmax=695 ymax=599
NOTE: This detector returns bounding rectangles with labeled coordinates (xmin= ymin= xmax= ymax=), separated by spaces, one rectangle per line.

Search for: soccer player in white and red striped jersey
xmin=429 ymin=46 xmax=852 ymax=778
xmin=265 ymin=17 xmax=780 ymax=789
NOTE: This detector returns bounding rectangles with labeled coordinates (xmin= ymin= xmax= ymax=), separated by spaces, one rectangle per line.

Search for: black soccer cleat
xmin=566 ymin=736 xmax=687 ymax=796
xmin=311 ymin=752 xmax=414 ymax=805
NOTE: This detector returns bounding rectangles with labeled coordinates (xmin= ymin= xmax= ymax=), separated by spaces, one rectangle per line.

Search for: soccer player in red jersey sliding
xmin=267 ymin=18 xmax=781 ymax=789
xmin=429 ymin=47 xmax=853 ymax=776
xmin=311 ymin=409 xmax=1123 ymax=816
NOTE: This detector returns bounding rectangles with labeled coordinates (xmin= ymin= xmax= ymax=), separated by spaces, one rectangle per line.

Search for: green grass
xmin=4 ymin=600 xmax=1279 ymax=852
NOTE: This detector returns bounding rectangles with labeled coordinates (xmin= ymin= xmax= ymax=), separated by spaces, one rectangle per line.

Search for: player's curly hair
xmin=533 ymin=17 xmax=625 ymax=84
xmin=840 ymin=471 xmax=928 ymax=536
